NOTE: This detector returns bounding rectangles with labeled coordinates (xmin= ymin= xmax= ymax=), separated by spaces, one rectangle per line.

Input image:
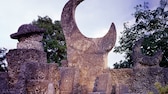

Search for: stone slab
xmin=59 ymin=67 xmax=79 ymax=92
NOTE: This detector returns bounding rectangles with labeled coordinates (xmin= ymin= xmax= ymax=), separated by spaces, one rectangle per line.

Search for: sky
xmin=0 ymin=0 xmax=159 ymax=68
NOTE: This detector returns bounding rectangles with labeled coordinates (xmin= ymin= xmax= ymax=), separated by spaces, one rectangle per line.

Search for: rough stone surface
xmin=0 ymin=64 xmax=168 ymax=94
xmin=132 ymin=38 xmax=163 ymax=68
xmin=0 ymin=0 xmax=167 ymax=94
xmin=110 ymin=68 xmax=168 ymax=94
xmin=46 ymin=83 xmax=55 ymax=94
xmin=10 ymin=24 xmax=45 ymax=39
xmin=88 ymin=92 xmax=105 ymax=94
xmin=93 ymin=73 xmax=112 ymax=94
xmin=24 ymin=62 xmax=60 ymax=94
xmin=110 ymin=69 xmax=133 ymax=94
xmin=129 ymin=67 xmax=165 ymax=94
xmin=61 ymin=0 xmax=116 ymax=92
xmin=59 ymin=67 xmax=79 ymax=93
xmin=0 ymin=72 xmax=9 ymax=93
xmin=61 ymin=60 xmax=68 ymax=67
xmin=6 ymin=49 xmax=47 ymax=64
xmin=10 ymin=24 xmax=45 ymax=51
xmin=6 ymin=49 xmax=47 ymax=93
xmin=17 ymin=34 xmax=44 ymax=51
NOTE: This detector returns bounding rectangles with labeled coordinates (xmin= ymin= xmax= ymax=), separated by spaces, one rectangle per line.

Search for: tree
xmin=113 ymin=0 xmax=168 ymax=68
xmin=32 ymin=16 xmax=67 ymax=65
xmin=0 ymin=48 xmax=7 ymax=72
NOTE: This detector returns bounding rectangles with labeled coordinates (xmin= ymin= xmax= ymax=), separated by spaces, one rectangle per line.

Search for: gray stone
xmin=6 ymin=49 xmax=47 ymax=64
xmin=26 ymin=80 xmax=49 ymax=94
xmin=10 ymin=24 xmax=45 ymax=51
xmin=59 ymin=67 xmax=79 ymax=93
xmin=93 ymin=73 xmax=112 ymax=94
xmin=61 ymin=0 xmax=116 ymax=92
xmin=61 ymin=60 xmax=68 ymax=67
xmin=88 ymin=92 xmax=105 ymax=94
xmin=6 ymin=49 xmax=47 ymax=93
xmin=6 ymin=49 xmax=47 ymax=88
xmin=46 ymin=83 xmax=55 ymax=94
xmin=10 ymin=24 xmax=45 ymax=39
xmin=0 ymin=72 xmax=9 ymax=93
xmin=24 ymin=62 xmax=60 ymax=94
xmin=109 ymin=68 xmax=168 ymax=94
xmin=129 ymin=67 xmax=164 ymax=94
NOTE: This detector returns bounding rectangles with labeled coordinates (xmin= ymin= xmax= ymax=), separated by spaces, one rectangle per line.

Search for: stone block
xmin=129 ymin=67 xmax=164 ymax=94
xmin=6 ymin=49 xmax=47 ymax=65
xmin=48 ymin=63 xmax=60 ymax=82
xmin=46 ymin=82 xmax=55 ymax=94
xmin=17 ymin=40 xmax=44 ymax=51
xmin=26 ymin=80 xmax=49 ymax=94
xmin=25 ymin=62 xmax=60 ymax=94
xmin=0 ymin=72 xmax=9 ymax=93
xmin=88 ymin=92 xmax=106 ymax=94
xmin=59 ymin=67 xmax=79 ymax=93
xmin=93 ymin=73 xmax=112 ymax=94
xmin=60 ymin=91 xmax=72 ymax=94
xmin=6 ymin=49 xmax=47 ymax=88
xmin=118 ymin=84 xmax=129 ymax=94
xmin=25 ymin=62 xmax=49 ymax=80
xmin=26 ymin=80 xmax=59 ymax=94
xmin=0 ymin=72 xmax=8 ymax=89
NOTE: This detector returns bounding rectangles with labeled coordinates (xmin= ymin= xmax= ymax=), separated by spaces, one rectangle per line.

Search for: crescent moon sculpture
xmin=61 ymin=0 xmax=116 ymax=92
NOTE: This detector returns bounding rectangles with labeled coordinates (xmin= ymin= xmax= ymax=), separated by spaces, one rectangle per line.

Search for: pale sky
xmin=0 ymin=0 xmax=159 ymax=68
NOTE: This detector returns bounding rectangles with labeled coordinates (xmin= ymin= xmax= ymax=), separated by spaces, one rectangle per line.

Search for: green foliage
xmin=148 ymin=82 xmax=168 ymax=94
xmin=0 ymin=48 xmax=7 ymax=72
xmin=113 ymin=60 xmax=132 ymax=69
xmin=113 ymin=0 xmax=168 ymax=68
xmin=32 ymin=16 xmax=67 ymax=65
xmin=142 ymin=29 xmax=168 ymax=67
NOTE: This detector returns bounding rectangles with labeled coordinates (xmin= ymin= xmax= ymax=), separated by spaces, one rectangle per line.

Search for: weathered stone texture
xmin=0 ymin=72 xmax=9 ymax=93
xmin=93 ymin=73 xmax=112 ymax=94
xmin=10 ymin=24 xmax=45 ymax=51
xmin=24 ymin=62 xmax=60 ymax=94
xmin=6 ymin=49 xmax=47 ymax=87
xmin=10 ymin=24 xmax=45 ymax=39
xmin=88 ymin=92 xmax=105 ymax=94
xmin=110 ymin=69 xmax=133 ymax=94
xmin=6 ymin=49 xmax=47 ymax=64
xmin=46 ymin=83 xmax=56 ymax=94
xmin=59 ymin=67 xmax=79 ymax=93
xmin=0 ymin=0 xmax=166 ymax=94
xmin=17 ymin=33 xmax=44 ymax=51
xmin=129 ymin=68 xmax=165 ymax=94
xmin=61 ymin=0 xmax=116 ymax=92
xmin=6 ymin=49 xmax=47 ymax=93
xmin=17 ymin=39 xmax=44 ymax=51
xmin=110 ymin=68 xmax=168 ymax=94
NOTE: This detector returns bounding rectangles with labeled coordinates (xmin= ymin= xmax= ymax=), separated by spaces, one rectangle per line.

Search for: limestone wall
xmin=110 ymin=68 xmax=168 ymax=94
xmin=0 ymin=64 xmax=168 ymax=94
